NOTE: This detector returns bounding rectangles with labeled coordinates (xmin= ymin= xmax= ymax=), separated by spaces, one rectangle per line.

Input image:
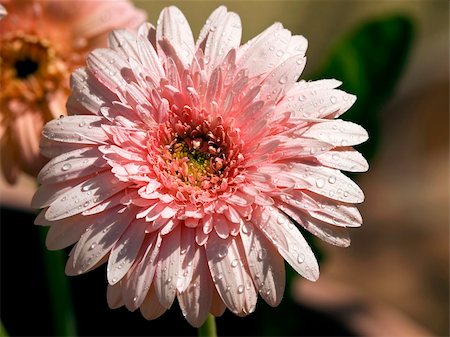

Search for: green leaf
xmin=312 ymin=14 xmax=415 ymax=159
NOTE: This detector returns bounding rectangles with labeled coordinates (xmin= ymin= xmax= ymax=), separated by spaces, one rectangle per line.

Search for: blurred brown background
xmin=1 ymin=1 xmax=448 ymax=336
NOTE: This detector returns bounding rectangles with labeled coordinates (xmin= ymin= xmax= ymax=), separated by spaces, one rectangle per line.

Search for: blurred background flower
xmin=1 ymin=1 xmax=448 ymax=336
xmin=0 ymin=0 xmax=145 ymax=184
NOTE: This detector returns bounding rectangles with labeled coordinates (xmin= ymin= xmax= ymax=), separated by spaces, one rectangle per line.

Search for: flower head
xmin=33 ymin=6 xmax=368 ymax=327
xmin=0 ymin=0 xmax=145 ymax=183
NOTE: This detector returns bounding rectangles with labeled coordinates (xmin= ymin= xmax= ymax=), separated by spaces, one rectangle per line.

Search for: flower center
xmin=165 ymin=135 xmax=225 ymax=188
xmin=147 ymin=106 xmax=245 ymax=201
xmin=14 ymin=58 xmax=39 ymax=79
xmin=0 ymin=33 xmax=69 ymax=104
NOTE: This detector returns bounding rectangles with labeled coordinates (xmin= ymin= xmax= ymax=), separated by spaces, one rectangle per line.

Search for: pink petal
xmin=203 ymin=11 xmax=241 ymax=71
xmin=136 ymin=35 xmax=165 ymax=82
xmin=290 ymin=163 xmax=365 ymax=203
xmin=315 ymin=148 xmax=369 ymax=172
xmin=240 ymin=221 xmax=285 ymax=306
xmin=123 ymin=233 xmax=161 ymax=310
xmin=140 ymin=285 xmax=167 ymax=320
xmin=32 ymin=179 xmax=78 ymax=209
xmin=302 ymin=120 xmax=368 ymax=147
xmin=66 ymin=206 xmax=134 ymax=275
xmin=259 ymin=54 xmax=306 ymax=102
xmin=46 ymin=215 xmax=92 ymax=250
xmin=205 ymin=231 xmax=257 ymax=316
xmin=210 ymin=286 xmax=226 ymax=317
xmin=42 ymin=116 xmax=109 ymax=144
xmin=107 ymin=218 xmax=148 ymax=284
xmin=281 ymin=206 xmax=351 ymax=247
xmin=196 ymin=6 xmax=227 ymax=49
xmin=38 ymin=147 xmax=107 ymax=184
xmin=87 ymin=48 xmax=130 ymax=96
xmin=156 ymin=6 xmax=195 ymax=68
xmin=108 ymin=29 xmax=140 ymax=62
xmin=177 ymin=228 xmax=196 ymax=292
xmin=44 ymin=171 xmax=130 ymax=221
xmin=154 ymin=225 xmax=181 ymax=309
xmin=252 ymin=207 xmax=319 ymax=281
xmin=281 ymin=83 xmax=356 ymax=120
xmin=107 ymin=282 xmax=124 ymax=309
xmin=177 ymin=247 xmax=212 ymax=327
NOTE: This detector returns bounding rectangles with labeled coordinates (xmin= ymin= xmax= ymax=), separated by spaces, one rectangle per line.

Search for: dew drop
xmin=296 ymin=57 xmax=304 ymax=65
xmin=278 ymin=76 xmax=287 ymax=84
xmin=61 ymin=163 xmax=72 ymax=171
xmin=276 ymin=50 xmax=284 ymax=57
xmin=231 ymin=259 xmax=239 ymax=268
xmin=315 ymin=178 xmax=325 ymax=188
xmin=133 ymin=296 xmax=137 ymax=302
xmin=218 ymin=244 xmax=228 ymax=258
xmin=328 ymin=176 xmax=336 ymax=184
xmin=258 ymin=248 xmax=267 ymax=261
xmin=82 ymin=185 xmax=90 ymax=192
xmin=276 ymin=216 xmax=285 ymax=224
xmin=89 ymin=243 xmax=96 ymax=250
xmin=237 ymin=285 xmax=244 ymax=294
xmin=343 ymin=191 xmax=349 ymax=197
xmin=297 ymin=253 xmax=305 ymax=264
xmin=78 ymin=121 xmax=86 ymax=127
xmin=298 ymin=94 xmax=306 ymax=101
xmin=83 ymin=201 xmax=90 ymax=207
xmin=330 ymin=96 xmax=337 ymax=104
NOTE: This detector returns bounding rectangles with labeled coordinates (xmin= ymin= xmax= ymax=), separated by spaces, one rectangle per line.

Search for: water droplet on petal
xmin=276 ymin=50 xmax=284 ymax=57
xmin=231 ymin=259 xmax=239 ymax=268
xmin=218 ymin=244 xmax=228 ymax=258
xmin=258 ymin=248 xmax=267 ymax=261
xmin=89 ymin=243 xmax=96 ymax=250
xmin=61 ymin=163 xmax=72 ymax=171
xmin=237 ymin=285 xmax=244 ymax=294
xmin=330 ymin=96 xmax=337 ymax=104
xmin=315 ymin=178 xmax=325 ymax=188
xmin=79 ymin=121 xmax=86 ymax=127
xmin=328 ymin=176 xmax=336 ymax=184
xmin=297 ymin=253 xmax=305 ymax=264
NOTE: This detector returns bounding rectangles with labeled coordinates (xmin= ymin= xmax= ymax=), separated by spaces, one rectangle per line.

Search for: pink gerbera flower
xmin=33 ymin=6 xmax=368 ymax=327
xmin=0 ymin=0 xmax=145 ymax=184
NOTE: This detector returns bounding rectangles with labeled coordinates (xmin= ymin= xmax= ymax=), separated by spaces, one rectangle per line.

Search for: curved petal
xmin=205 ymin=231 xmax=257 ymax=316
xmin=140 ymin=285 xmax=167 ymax=320
xmin=240 ymin=221 xmax=285 ymax=306
xmin=154 ymin=225 xmax=181 ymax=309
xmin=177 ymin=247 xmax=212 ymax=327
xmin=107 ymin=217 xmax=148 ymax=284
xmin=42 ymin=115 xmax=109 ymax=144
xmin=66 ymin=206 xmax=134 ymax=275
xmin=156 ymin=6 xmax=195 ymax=68
xmin=252 ymin=207 xmax=319 ymax=281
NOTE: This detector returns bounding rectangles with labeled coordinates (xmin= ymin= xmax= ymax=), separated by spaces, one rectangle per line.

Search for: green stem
xmin=198 ymin=314 xmax=217 ymax=337
xmin=0 ymin=320 xmax=8 ymax=337
xmin=39 ymin=227 xmax=77 ymax=336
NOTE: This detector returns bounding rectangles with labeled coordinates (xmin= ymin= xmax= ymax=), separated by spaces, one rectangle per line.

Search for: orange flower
xmin=0 ymin=0 xmax=145 ymax=184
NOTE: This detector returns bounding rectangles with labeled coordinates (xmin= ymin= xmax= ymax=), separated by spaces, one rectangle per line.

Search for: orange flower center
xmin=0 ymin=33 xmax=69 ymax=105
